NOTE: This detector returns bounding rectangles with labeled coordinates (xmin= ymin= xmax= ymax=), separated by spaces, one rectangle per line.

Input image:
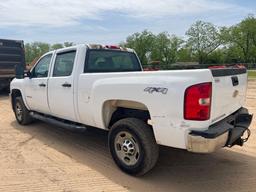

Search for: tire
xmin=14 ymin=97 xmax=33 ymax=125
xmin=108 ymin=118 xmax=159 ymax=176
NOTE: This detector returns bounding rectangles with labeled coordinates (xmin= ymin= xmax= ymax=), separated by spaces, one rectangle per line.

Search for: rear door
xmin=48 ymin=49 xmax=77 ymax=121
xmin=210 ymin=68 xmax=247 ymax=124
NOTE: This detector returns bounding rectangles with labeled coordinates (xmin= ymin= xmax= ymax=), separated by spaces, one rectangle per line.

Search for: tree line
xmin=25 ymin=15 xmax=256 ymax=68
xmin=123 ymin=15 xmax=256 ymax=68
xmin=25 ymin=42 xmax=74 ymax=64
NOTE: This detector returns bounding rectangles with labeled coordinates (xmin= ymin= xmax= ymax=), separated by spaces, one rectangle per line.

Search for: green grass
xmin=248 ymin=70 xmax=256 ymax=78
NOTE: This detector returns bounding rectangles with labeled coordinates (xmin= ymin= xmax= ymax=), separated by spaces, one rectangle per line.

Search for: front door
xmin=48 ymin=50 xmax=77 ymax=122
xmin=25 ymin=53 xmax=53 ymax=114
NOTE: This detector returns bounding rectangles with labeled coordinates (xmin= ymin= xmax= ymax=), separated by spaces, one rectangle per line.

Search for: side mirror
xmin=24 ymin=70 xmax=32 ymax=79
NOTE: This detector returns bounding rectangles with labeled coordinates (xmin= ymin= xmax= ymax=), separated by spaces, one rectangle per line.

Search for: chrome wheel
xmin=15 ymin=102 xmax=23 ymax=122
xmin=114 ymin=131 xmax=140 ymax=166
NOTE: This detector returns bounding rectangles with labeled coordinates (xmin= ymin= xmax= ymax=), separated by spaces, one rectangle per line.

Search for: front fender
xmin=10 ymin=79 xmax=30 ymax=110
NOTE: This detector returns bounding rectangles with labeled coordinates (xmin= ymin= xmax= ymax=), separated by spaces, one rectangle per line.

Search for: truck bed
xmin=0 ymin=39 xmax=25 ymax=90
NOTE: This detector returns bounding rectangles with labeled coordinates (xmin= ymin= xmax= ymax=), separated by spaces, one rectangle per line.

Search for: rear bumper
xmin=187 ymin=108 xmax=253 ymax=153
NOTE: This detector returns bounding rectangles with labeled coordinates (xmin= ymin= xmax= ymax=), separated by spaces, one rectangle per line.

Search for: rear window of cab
xmin=84 ymin=49 xmax=141 ymax=73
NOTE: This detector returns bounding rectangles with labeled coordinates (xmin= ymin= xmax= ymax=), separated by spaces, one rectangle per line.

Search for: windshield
xmin=85 ymin=49 xmax=142 ymax=73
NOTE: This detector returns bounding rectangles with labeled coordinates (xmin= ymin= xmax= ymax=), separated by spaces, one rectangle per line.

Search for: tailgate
xmin=210 ymin=68 xmax=247 ymax=124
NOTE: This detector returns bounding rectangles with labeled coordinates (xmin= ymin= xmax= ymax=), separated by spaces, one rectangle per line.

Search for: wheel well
xmin=11 ymin=89 xmax=22 ymax=111
xmin=109 ymin=107 xmax=150 ymax=128
xmin=102 ymin=100 xmax=151 ymax=129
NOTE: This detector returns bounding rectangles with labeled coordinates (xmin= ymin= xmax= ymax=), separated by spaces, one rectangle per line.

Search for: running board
xmin=30 ymin=112 xmax=87 ymax=132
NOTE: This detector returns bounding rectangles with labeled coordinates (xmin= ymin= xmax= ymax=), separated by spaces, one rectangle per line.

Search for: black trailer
xmin=0 ymin=39 xmax=25 ymax=91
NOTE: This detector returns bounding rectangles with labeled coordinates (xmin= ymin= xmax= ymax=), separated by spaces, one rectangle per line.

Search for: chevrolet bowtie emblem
xmin=233 ymin=90 xmax=239 ymax=98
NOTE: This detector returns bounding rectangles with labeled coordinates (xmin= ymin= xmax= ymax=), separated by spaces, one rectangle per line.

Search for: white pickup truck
xmin=10 ymin=44 xmax=252 ymax=175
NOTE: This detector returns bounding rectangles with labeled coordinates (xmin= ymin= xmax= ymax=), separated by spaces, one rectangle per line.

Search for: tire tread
xmin=109 ymin=118 xmax=159 ymax=176
xmin=15 ymin=97 xmax=33 ymax=125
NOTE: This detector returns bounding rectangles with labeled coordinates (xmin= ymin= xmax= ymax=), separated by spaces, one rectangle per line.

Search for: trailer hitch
xmin=226 ymin=113 xmax=253 ymax=147
xmin=230 ymin=129 xmax=251 ymax=147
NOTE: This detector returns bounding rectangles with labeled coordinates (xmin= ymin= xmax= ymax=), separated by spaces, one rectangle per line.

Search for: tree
xmin=123 ymin=30 xmax=183 ymax=66
xmin=186 ymin=21 xmax=222 ymax=64
xmin=221 ymin=15 xmax=256 ymax=63
xmin=123 ymin=30 xmax=155 ymax=65
xmin=64 ymin=42 xmax=74 ymax=47
xmin=51 ymin=43 xmax=64 ymax=50
xmin=151 ymin=32 xmax=183 ymax=66
xmin=24 ymin=42 xmax=75 ymax=65
xmin=25 ymin=42 xmax=50 ymax=64
xmin=177 ymin=47 xmax=194 ymax=62
xmin=204 ymin=49 xmax=225 ymax=64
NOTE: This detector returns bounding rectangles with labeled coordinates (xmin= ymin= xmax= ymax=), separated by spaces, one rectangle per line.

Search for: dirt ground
xmin=0 ymin=80 xmax=255 ymax=192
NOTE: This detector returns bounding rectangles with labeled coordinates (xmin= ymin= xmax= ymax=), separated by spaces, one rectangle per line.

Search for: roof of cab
xmin=86 ymin=44 xmax=134 ymax=52
xmin=50 ymin=44 xmax=134 ymax=53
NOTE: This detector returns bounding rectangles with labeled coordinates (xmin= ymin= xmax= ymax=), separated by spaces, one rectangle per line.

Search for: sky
xmin=0 ymin=0 xmax=255 ymax=44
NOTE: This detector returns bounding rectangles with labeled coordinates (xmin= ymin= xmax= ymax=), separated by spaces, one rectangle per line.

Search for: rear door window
xmin=53 ymin=51 xmax=76 ymax=77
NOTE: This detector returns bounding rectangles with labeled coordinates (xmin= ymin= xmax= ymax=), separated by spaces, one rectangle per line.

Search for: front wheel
xmin=14 ymin=97 xmax=33 ymax=125
xmin=108 ymin=118 xmax=159 ymax=176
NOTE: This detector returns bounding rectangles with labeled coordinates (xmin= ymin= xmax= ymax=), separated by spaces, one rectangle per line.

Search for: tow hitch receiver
xmin=226 ymin=113 xmax=253 ymax=147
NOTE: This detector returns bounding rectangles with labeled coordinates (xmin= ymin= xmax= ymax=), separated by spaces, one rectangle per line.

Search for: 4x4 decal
xmin=144 ymin=87 xmax=168 ymax=94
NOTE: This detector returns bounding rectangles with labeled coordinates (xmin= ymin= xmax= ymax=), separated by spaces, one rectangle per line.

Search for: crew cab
xmin=10 ymin=44 xmax=253 ymax=175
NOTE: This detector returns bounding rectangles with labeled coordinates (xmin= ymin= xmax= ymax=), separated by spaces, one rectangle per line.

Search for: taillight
xmin=184 ymin=82 xmax=212 ymax=121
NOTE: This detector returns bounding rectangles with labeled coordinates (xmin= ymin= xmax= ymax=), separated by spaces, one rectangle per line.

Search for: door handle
xmin=38 ymin=83 xmax=46 ymax=87
xmin=62 ymin=83 xmax=72 ymax=87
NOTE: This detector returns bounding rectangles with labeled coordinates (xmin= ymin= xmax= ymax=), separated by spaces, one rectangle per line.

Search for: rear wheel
xmin=14 ymin=97 xmax=33 ymax=125
xmin=108 ymin=118 xmax=159 ymax=176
